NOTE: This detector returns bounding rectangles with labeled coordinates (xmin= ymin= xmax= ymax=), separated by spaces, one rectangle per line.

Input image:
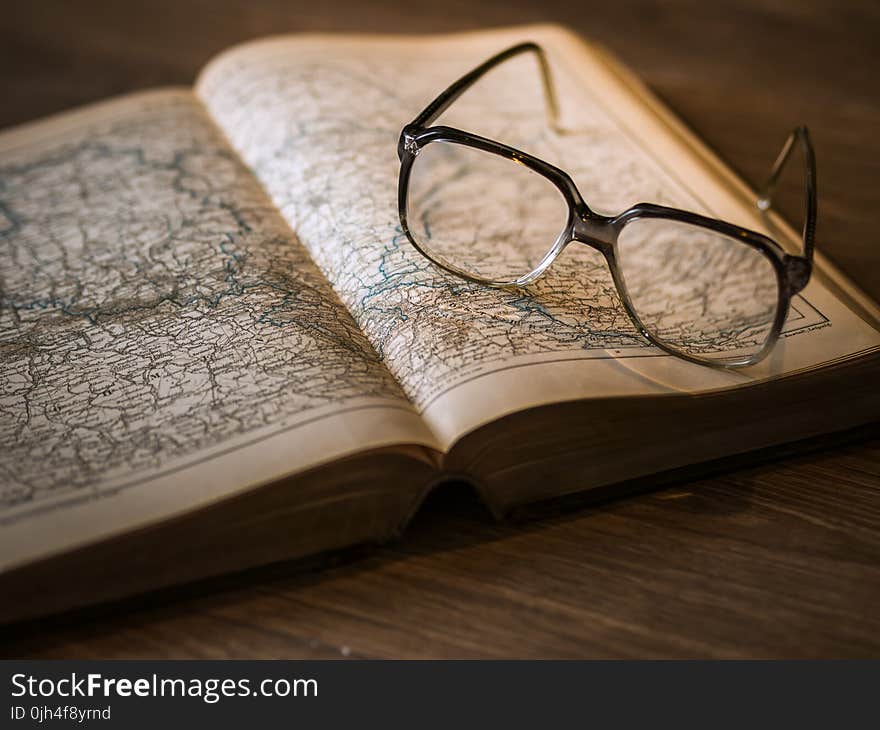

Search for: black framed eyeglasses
xmin=396 ymin=42 xmax=817 ymax=368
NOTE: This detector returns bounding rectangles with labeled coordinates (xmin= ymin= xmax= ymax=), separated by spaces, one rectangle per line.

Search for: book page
xmin=197 ymin=26 xmax=880 ymax=450
xmin=0 ymin=89 xmax=436 ymax=571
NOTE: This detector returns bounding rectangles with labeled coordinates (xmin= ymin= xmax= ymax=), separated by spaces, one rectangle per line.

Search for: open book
xmin=2 ymin=25 xmax=878 ymax=624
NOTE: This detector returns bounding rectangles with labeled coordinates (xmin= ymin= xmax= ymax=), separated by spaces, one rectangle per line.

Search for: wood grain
xmin=1 ymin=0 xmax=879 ymax=658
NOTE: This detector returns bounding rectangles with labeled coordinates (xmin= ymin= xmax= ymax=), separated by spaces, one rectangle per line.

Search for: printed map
xmin=0 ymin=94 xmax=404 ymax=523
xmin=199 ymin=43 xmax=825 ymax=407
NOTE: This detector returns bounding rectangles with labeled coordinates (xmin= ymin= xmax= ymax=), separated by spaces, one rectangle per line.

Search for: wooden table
xmin=2 ymin=0 xmax=878 ymax=658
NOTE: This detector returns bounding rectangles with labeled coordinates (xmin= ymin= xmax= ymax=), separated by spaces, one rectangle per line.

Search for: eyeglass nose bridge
xmin=567 ymin=213 xmax=617 ymax=254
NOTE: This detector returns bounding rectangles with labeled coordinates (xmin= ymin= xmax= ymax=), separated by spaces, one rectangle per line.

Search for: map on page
xmin=199 ymin=40 xmax=828 ymax=409
xmin=0 ymin=93 xmax=405 ymax=523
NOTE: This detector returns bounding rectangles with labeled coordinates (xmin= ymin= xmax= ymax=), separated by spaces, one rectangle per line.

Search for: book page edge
xmin=0 ymin=87 xmax=196 ymax=150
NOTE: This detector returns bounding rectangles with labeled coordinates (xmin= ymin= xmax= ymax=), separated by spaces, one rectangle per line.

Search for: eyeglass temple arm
xmin=408 ymin=42 xmax=562 ymax=132
xmin=756 ymin=125 xmax=817 ymax=264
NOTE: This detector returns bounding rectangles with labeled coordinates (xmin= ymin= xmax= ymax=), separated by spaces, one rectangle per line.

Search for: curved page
xmin=0 ymin=90 xmax=435 ymax=571
xmin=197 ymin=26 xmax=880 ymax=450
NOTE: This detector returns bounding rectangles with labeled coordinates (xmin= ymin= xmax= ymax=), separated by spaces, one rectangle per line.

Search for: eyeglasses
xmin=396 ymin=42 xmax=816 ymax=368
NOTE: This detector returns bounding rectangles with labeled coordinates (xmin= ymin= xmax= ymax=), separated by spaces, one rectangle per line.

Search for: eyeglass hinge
xmin=403 ymin=136 xmax=420 ymax=157
xmin=784 ymin=254 xmax=812 ymax=294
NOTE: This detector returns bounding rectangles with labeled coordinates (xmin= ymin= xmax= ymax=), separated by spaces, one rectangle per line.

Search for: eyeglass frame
xmin=396 ymin=42 xmax=817 ymax=368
